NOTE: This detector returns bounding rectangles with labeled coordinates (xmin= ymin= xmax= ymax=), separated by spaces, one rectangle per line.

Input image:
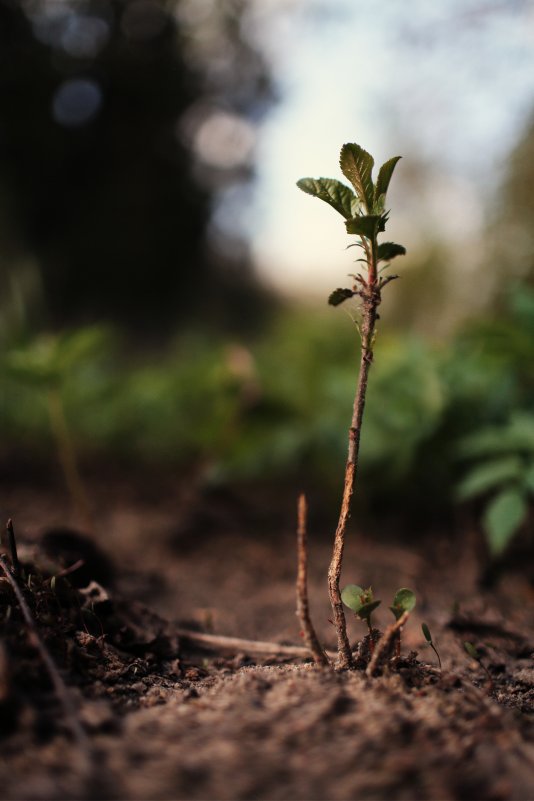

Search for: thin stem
xmin=367 ymin=610 xmax=409 ymax=677
xmin=328 ymin=235 xmax=381 ymax=669
xmin=296 ymin=494 xmax=330 ymax=667
xmin=46 ymin=387 xmax=94 ymax=533
xmin=6 ymin=519 xmax=20 ymax=577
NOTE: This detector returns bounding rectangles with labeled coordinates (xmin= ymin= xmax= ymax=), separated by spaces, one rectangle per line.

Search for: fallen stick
xmin=175 ymin=627 xmax=336 ymax=660
xmin=296 ymin=494 xmax=330 ymax=667
xmin=366 ymin=610 xmax=409 ymax=677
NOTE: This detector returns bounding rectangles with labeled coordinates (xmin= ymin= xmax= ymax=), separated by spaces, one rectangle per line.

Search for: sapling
xmin=421 ymin=622 xmax=442 ymax=669
xmin=464 ymin=641 xmax=494 ymax=693
xmin=4 ymin=327 xmax=109 ymax=532
xmin=298 ymin=142 xmax=406 ymax=667
xmin=341 ymin=584 xmax=381 ymax=654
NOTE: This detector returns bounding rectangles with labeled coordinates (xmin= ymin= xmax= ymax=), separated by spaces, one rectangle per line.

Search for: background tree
xmin=0 ymin=0 xmax=274 ymax=336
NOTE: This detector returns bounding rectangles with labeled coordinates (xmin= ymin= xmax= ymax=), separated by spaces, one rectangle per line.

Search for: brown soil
xmin=0 ymin=474 xmax=533 ymax=800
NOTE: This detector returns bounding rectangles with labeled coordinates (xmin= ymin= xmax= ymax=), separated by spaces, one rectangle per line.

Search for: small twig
xmin=5 ymin=519 xmax=20 ymax=577
xmin=296 ymin=495 xmax=330 ymax=667
xmin=175 ymin=627 xmax=336 ymax=660
xmin=366 ymin=610 xmax=409 ymax=677
xmin=0 ymin=554 xmax=91 ymax=754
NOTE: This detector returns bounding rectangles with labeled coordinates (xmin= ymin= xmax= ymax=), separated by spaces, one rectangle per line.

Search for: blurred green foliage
xmin=2 ymin=283 xmax=534 ymax=552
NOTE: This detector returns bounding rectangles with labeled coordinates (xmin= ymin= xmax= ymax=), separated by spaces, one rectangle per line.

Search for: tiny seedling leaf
xmin=464 ymin=641 xmax=479 ymax=660
xmin=375 ymin=156 xmax=401 ymax=202
xmin=296 ymin=177 xmax=360 ymax=219
xmin=377 ymin=242 xmax=406 ymax=262
xmin=482 ymin=487 xmax=528 ymax=555
xmin=341 ymin=584 xmax=365 ymax=612
xmin=328 ymin=288 xmax=355 ymax=307
xmin=357 ymin=599 xmax=381 ymax=622
xmin=339 ymin=143 xmax=375 ymax=212
xmin=422 ymin=622 xmax=432 ymax=643
xmin=390 ymin=587 xmax=416 ymax=620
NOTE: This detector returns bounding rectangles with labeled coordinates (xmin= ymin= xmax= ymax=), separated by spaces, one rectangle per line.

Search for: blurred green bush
xmin=2 ymin=284 xmax=534 ymax=536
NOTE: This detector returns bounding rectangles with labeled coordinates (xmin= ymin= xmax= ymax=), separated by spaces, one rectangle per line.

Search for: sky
xmin=228 ymin=0 xmax=534 ymax=296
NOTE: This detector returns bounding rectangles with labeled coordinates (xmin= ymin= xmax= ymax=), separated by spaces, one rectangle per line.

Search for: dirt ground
xmin=0 ymin=471 xmax=533 ymax=800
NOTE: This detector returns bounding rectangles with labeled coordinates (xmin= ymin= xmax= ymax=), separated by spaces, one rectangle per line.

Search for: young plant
xmin=421 ymin=622 xmax=442 ymax=669
xmin=298 ymin=143 xmax=406 ymax=667
xmin=341 ymin=584 xmax=381 ymax=654
xmin=464 ymin=641 xmax=494 ymax=693
xmin=390 ymin=588 xmax=416 ymax=657
xmin=3 ymin=327 xmax=109 ymax=532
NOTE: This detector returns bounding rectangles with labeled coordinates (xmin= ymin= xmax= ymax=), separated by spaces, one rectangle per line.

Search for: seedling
xmin=422 ymin=622 xmax=442 ymax=670
xmin=4 ymin=327 xmax=109 ymax=532
xmin=341 ymin=584 xmax=381 ymax=653
xmin=298 ymin=142 xmax=405 ymax=668
xmin=390 ymin=588 xmax=416 ymax=657
xmin=464 ymin=641 xmax=494 ymax=693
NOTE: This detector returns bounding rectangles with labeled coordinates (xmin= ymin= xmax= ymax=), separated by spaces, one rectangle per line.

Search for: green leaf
xmin=328 ymin=288 xmax=355 ymax=307
xmin=390 ymin=588 xmax=416 ymax=620
xmin=523 ymin=461 xmax=534 ymax=494
xmin=339 ymin=143 xmax=375 ymax=212
xmin=482 ymin=487 xmax=528 ymax=555
xmin=377 ymin=242 xmax=406 ymax=262
xmin=356 ymin=599 xmax=381 ymax=622
xmin=464 ymin=641 xmax=479 ymax=660
xmin=296 ymin=177 xmax=360 ymax=219
xmin=455 ymin=457 xmax=523 ymax=501
xmin=375 ymin=156 xmax=401 ymax=202
xmin=457 ymin=415 xmax=534 ymax=458
xmin=341 ymin=584 xmax=365 ymax=612
xmin=345 ymin=215 xmax=382 ymax=238
xmin=373 ymin=193 xmax=386 ymax=214
xmin=422 ymin=622 xmax=432 ymax=643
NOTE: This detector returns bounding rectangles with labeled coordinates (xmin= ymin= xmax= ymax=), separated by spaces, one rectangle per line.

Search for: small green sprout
xmin=464 ymin=641 xmax=494 ymax=693
xmin=389 ymin=588 xmax=416 ymax=658
xmin=390 ymin=588 xmax=416 ymax=620
xmin=341 ymin=584 xmax=381 ymax=653
xmin=422 ymin=622 xmax=442 ymax=670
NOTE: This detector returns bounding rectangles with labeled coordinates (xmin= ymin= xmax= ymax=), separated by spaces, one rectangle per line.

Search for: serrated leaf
xmin=422 ymin=622 xmax=432 ymax=643
xmin=373 ymin=193 xmax=386 ymax=214
xmin=345 ymin=215 xmax=381 ymax=238
xmin=296 ymin=177 xmax=360 ymax=219
xmin=482 ymin=487 xmax=528 ymax=555
xmin=377 ymin=242 xmax=406 ymax=262
xmin=455 ymin=457 xmax=523 ymax=501
xmin=375 ymin=156 xmax=401 ymax=201
xmin=339 ymin=143 xmax=375 ymax=212
xmin=390 ymin=588 xmax=416 ymax=620
xmin=328 ymin=288 xmax=354 ymax=307
xmin=341 ymin=584 xmax=365 ymax=612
